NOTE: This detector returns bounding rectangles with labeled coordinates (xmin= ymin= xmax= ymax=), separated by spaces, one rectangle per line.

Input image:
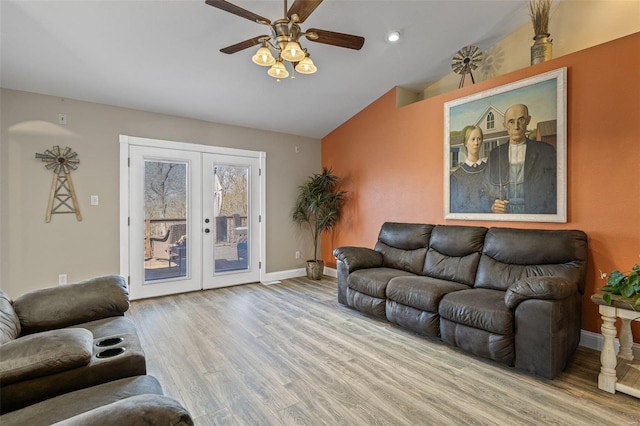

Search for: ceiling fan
xmin=205 ymin=0 xmax=365 ymax=80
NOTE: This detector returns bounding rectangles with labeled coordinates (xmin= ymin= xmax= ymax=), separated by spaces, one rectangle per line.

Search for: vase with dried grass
xmin=528 ymin=0 xmax=553 ymax=65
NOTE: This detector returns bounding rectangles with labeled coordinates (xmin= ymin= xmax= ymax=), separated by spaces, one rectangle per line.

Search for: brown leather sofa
xmin=334 ymin=223 xmax=588 ymax=379
xmin=1 ymin=375 xmax=193 ymax=426
xmin=0 ymin=275 xmax=193 ymax=424
xmin=0 ymin=275 xmax=146 ymax=412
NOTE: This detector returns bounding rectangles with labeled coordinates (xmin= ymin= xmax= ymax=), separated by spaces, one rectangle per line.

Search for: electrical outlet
xmin=90 ymin=195 xmax=99 ymax=205
xmin=295 ymin=251 xmax=301 ymax=259
xmin=58 ymin=274 xmax=68 ymax=285
xmin=58 ymin=113 xmax=67 ymax=125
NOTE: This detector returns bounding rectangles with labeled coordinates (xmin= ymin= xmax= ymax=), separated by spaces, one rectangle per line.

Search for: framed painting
xmin=444 ymin=67 xmax=567 ymax=222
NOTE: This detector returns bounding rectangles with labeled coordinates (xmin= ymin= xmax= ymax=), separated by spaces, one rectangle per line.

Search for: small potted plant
xmin=292 ymin=168 xmax=346 ymax=280
xmin=600 ymin=263 xmax=640 ymax=308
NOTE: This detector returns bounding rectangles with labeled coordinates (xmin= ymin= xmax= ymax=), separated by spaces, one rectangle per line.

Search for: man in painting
xmin=481 ymin=103 xmax=556 ymax=214
xmin=450 ymin=125 xmax=487 ymax=213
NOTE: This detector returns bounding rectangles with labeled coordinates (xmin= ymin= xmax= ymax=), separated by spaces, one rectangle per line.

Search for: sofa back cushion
xmin=0 ymin=290 xmax=20 ymax=344
xmin=423 ymin=225 xmax=487 ymax=286
xmin=374 ymin=223 xmax=433 ymax=275
xmin=475 ymin=227 xmax=588 ymax=292
xmin=13 ymin=275 xmax=129 ymax=335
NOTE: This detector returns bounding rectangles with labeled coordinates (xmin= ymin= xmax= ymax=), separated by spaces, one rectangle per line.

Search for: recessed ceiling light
xmin=386 ymin=31 xmax=401 ymax=43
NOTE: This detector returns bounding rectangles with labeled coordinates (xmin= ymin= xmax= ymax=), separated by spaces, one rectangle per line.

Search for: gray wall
xmin=0 ymin=88 xmax=320 ymax=298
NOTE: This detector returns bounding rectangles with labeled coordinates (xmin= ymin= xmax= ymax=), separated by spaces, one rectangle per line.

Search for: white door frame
xmin=119 ymin=135 xmax=266 ymax=299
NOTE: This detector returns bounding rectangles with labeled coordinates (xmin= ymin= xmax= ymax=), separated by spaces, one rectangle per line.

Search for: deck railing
xmin=144 ymin=216 xmax=246 ymax=259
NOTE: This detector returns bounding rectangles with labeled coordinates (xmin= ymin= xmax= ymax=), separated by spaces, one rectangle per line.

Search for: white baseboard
xmin=323 ymin=267 xmax=337 ymax=278
xmin=261 ymin=266 xmax=337 ymax=284
xmin=580 ymin=329 xmax=640 ymax=358
xmin=260 ymin=268 xmax=306 ymax=284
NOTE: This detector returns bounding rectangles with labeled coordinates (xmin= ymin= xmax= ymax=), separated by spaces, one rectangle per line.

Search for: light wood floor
xmin=127 ymin=277 xmax=640 ymax=426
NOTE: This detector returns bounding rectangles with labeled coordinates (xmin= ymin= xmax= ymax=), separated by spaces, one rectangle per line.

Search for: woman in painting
xmin=450 ymin=125 xmax=487 ymax=213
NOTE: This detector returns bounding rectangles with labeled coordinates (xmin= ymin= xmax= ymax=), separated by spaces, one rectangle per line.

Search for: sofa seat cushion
xmin=0 ymin=328 xmax=93 ymax=385
xmin=439 ymin=289 xmax=513 ymax=335
xmin=440 ymin=319 xmax=514 ymax=365
xmin=386 ymin=276 xmax=469 ymax=312
xmin=346 ymin=289 xmax=386 ymax=318
xmin=348 ymin=268 xmax=415 ymax=299
xmin=386 ymin=300 xmax=440 ymax=336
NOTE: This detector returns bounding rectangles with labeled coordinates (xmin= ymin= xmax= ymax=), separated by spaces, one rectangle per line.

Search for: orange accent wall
xmin=322 ymin=32 xmax=640 ymax=340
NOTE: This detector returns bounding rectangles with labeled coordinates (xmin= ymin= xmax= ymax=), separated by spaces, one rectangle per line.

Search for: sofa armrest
xmin=52 ymin=394 xmax=194 ymax=426
xmin=505 ymin=276 xmax=577 ymax=309
xmin=0 ymin=328 xmax=93 ymax=385
xmin=333 ymin=247 xmax=382 ymax=273
xmin=13 ymin=275 xmax=129 ymax=335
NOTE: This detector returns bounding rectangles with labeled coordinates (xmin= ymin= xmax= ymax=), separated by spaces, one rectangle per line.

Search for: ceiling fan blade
xmin=305 ymin=28 xmax=365 ymax=50
xmin=287 ymin=0 xmax=323 ymax=23
xmin=220 ymin=35 xmax=269 ymax=54
xmin=205 ymin=0 xmax=270 ymax=24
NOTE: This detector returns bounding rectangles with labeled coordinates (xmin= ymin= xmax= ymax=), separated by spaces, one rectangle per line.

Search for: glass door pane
xmin=144 ymin=160 xmax=188 ymax=282
xmin=213 ymin=165 xmax=249 ymax=273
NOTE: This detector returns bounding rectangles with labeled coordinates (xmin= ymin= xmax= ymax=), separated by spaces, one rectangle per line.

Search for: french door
xmin=121 ymin=136 xmax=264 ymax=300
xmin=202 ymin=153 xmax=261 ymax=289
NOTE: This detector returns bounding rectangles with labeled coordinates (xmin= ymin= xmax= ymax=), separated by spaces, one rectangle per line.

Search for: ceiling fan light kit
xmin=281 ymin=41 xmax=306 ymax=62
xmin=267 ymin=59 xmax=290 ymax=81
xmin=206 ymin=0 xmax=365 ymax=81
xmin=252 ymin=44 xmax=276 ymax=66
xmin=295 ymin=56 xmax=317 ymax=74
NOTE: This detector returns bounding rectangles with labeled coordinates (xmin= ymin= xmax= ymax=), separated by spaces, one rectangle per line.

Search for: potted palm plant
xmin=292 ymin=167 xmax=346 ymax=279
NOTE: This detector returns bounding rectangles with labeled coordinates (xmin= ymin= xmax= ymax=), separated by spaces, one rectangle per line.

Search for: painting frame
xmin=444 ymin=67 xmax=567 ymax=223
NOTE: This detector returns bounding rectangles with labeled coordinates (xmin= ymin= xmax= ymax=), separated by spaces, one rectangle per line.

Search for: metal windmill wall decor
xmin=451 ymin=45 xmax=483 ymax=88
xmin=35 ymin=146 xmax=82 ymax=222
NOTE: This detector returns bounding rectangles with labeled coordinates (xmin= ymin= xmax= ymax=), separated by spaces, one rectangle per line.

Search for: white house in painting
xmin=450 ymin=105 xmax=556 ymax=171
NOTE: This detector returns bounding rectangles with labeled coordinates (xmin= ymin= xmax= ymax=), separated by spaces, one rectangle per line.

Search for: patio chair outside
xmin=150 ymin=223 xmax=186 ymax=261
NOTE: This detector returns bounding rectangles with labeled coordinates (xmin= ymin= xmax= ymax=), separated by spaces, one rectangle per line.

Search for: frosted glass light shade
xmin=268 ymin=61 xmax=289 ymax=79
xmin=281 ymin=41 xmax=305 ymax=62
xmin=295 ymin=56 xmax=317 ymax=74
xmin=252 ymin=46 xmax=275 ymax=66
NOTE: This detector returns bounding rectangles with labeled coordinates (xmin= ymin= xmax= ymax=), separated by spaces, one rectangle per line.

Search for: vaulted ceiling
xmin=1 ymin=1 xmax=531 ymax=138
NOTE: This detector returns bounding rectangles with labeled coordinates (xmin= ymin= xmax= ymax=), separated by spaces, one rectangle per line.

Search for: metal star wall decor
xmin=452 ymin=45 xmax=483 ymax=88
xmin=35 ymin=145 xmax=82 ymax=222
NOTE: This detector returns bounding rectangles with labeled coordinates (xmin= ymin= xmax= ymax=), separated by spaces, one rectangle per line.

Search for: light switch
xmin=90 ymin=195 xmax=99 ymax=206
